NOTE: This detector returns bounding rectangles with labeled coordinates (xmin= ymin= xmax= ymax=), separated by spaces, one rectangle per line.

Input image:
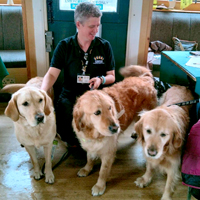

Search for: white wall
xmin=125 ymin=0 xmax=143 ymax=66
xmin=32 ymin=0 xmax=49 ymax=76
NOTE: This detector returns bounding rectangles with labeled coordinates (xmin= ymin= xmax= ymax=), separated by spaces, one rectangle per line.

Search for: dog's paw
xmin=45 ymin=172 xmax=54 ymax=184
xmin=161 ymin=192 xmax=172 ymax=200
xmin=34 ymin=171 xmax=43 ymax=180
xmin=134 ymin=176 xmax=151 ymax=188
xmin=161 ymin=196 xmax=172 ymax=200
xmin=91 ymin=184 xmax=106 ymax=196
xmin=77 ymin=168 xmax=90 ymax=177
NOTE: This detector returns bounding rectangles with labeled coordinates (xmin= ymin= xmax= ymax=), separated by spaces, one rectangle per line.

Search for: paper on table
xmin=185 ymin=56 xmax=200 ymax=68
xmin=190 ymin=51 xmax=200 ymax=56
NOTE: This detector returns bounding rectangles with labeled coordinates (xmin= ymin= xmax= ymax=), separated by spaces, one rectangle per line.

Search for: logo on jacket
xmin=93 ymin=56 xmax=104 ymax=64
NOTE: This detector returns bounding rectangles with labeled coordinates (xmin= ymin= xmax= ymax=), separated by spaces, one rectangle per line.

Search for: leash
xmin=90 ymin=85 xmax=94 ymax=90
xmin=167 ymin=99 xmax=200 ymax=107
xmin=41 ymin=148 xmax=71 ymax=175
xmin=41 ymin=140 xmax=72 ymax=176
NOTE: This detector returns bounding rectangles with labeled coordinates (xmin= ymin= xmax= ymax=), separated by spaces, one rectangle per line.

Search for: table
xmin=160 ymin=51 xmax=200 ymax=96
xmin=0 ymin=56 xmax=9 ymax=88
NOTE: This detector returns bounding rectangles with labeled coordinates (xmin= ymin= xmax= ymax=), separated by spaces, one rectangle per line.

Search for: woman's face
xmin=77 ymin=17 xmax=101 ymax=42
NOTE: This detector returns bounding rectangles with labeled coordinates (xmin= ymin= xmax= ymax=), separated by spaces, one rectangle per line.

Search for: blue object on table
xmin=160 ymin=51 xmax=200 ymax=96
xmin=0 ymin=56 xmax=9 ymax=88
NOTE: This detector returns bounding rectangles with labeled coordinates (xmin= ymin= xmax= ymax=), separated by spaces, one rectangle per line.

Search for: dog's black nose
xmin=35 ymin=113 xmax=44 ymax=124
xmin=109 ymin=123 xmax=119 ymax=134
xmin=131 ymin=132 xmax=138 ymax=140
xmin=147 ymin=145 xmax=157 ymax=157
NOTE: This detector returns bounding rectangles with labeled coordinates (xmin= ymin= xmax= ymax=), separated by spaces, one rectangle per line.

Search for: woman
xmin=41 ymin=2 xmax=115 ymax=146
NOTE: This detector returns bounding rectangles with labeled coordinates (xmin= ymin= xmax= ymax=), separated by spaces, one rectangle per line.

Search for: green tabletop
xmin=0 ymin=56 xmax=9 ymax=88
xmin=160 ymin=51 xmax=200 ymax=95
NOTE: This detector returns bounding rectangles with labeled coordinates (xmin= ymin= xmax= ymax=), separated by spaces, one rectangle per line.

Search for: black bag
xmin=153 ymin=77 xmax=171 ymax=98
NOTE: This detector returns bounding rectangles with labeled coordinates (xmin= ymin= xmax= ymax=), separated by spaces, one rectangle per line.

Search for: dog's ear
xmin=134 ymin=111 xmax=147 ymax=142
xmin=73 ymin=101 xmax=84 ymax=132
xmin=5 ymin=94 xmax=19 ymax=121
xmin=173 ymin=130 xmax=183 ymax=149
xmin=168 ymin=106 xmax=186 ymax=153
xmin=134 ymin=117 xmax=144 ymax=142
xmin=73 ymin=101 xmax=95 ymax=137
xmin=40 ymin=90 xmax=52 ymax=116
xmin=168 ymin=122 xmax=183 ymax=154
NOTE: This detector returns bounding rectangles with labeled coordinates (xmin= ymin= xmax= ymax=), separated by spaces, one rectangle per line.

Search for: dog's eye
xmin=22 ymin=101 xmax=29 ymax=106
xmin=146 ymin=129 xmax=151 ymax=134
xmin=94 ymin=110 xmax=101 ymax=115
xmin=160 ymin=133 xmax=166 ymax=137
xmin=108 ymin=106 xmax=111 ymax=110
xmin=39 ymin=98 xmax=43 ymax=103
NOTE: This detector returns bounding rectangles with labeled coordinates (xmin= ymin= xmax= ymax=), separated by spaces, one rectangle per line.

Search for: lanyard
xmin=81 ymin=49 xmax=93 ymax=75
xmin=81 ymin=52 xmax=88 ymax=75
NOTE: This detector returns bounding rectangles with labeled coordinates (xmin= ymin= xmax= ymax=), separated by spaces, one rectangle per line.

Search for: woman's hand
xmin=89 ymin=70 xmax=115 ymax=90
xmin=89 ymin=77 xmax=102 ymax=89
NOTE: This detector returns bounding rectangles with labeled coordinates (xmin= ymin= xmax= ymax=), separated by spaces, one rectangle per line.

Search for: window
xmin=156 ymin=0 xmax=200 ymax=11
xmin=59 ymin=0 xmax=118 ymax=12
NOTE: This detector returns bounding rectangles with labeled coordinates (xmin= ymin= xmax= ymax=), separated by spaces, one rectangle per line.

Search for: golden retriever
xmin=1 ymin=77 xmax=56 ymax=183
xmin=72 ymin=65 xmax=158 ymax=196
xmin=134 ymin=85 xmax=194 ymax=200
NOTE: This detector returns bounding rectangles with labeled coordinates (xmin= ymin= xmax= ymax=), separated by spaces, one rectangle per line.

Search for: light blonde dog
xmin=72 ymin=65 xmax=158 ymax=196
xmin=134 ymin=85 xmax=194 ymax=200
xmin=2 ymin=77 xmax=56 ymax=183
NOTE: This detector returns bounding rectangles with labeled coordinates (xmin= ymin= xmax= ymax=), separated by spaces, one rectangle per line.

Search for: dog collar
xmin=81 ymin=138 xmax=91 ymax=143
xmin=117 ymin=109 xmax=125 ymax=119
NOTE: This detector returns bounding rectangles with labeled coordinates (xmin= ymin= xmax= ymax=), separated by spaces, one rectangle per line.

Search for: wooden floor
xmin=0 ymin=102 xmax=195 ymax=200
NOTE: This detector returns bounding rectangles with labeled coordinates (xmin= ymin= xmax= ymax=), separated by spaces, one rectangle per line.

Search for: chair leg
xmin=187 ymin=187 xmax=192 ymax=200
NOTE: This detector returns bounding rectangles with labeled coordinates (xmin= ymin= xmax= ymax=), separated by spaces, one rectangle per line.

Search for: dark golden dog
xmin=72 ymin=65 xmax=158 ymax=196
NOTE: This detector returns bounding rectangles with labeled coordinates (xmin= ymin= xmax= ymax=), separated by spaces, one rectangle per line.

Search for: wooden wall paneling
xmin=21 ymin=0 xmax=37 ymax=79
xmin=137 ymin=0 xmax=154 ymax=66
xmin=0 ymin=0 xmax=21 ymax=4
xmin=6 ymin=68 xmax=27 ymax=83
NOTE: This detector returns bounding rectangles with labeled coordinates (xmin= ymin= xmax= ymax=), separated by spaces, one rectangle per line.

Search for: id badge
xmin=77 ymin=74 xmax=90 ymax=84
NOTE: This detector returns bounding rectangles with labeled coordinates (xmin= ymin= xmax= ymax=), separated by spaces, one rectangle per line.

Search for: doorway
xmin=47 ymin=0 xmax=130 ymax=82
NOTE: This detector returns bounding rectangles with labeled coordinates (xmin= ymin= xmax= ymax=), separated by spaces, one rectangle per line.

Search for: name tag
xmin=77 ymin=74 xmax=90 ymax=84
